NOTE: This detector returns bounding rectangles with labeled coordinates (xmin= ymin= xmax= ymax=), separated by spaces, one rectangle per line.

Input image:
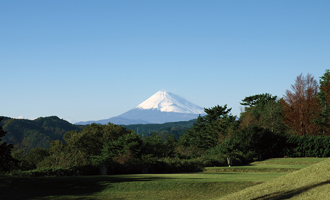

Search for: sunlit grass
xmin=218 ymin=158 xmax=330 ymax=200
xmin=1 ymin=157 xmax=326 ymax=200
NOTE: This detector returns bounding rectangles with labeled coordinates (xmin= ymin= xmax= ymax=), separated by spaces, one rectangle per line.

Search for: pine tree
xmin=240 ymin=93 xmax=285 ymax=134
xmin=179 ymin=105 xmax=239 ymax=150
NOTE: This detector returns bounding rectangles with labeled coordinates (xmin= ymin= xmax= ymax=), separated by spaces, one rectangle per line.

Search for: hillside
xmin=0 ymin=116 xmax=194 ymax=153
xmin=219 ymin=158 xmax=330 ymax=200
xmin=122 ymin=119 xmax=196 ymax=139
xmin=0 ymin=116 xmax=84 ymax=152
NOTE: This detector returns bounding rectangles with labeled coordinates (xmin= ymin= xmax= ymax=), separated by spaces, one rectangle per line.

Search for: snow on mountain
xmin=136 ymin=91 xmax=205 ymax=114
xmin=76 ymin=91 xmax=205 ymax=125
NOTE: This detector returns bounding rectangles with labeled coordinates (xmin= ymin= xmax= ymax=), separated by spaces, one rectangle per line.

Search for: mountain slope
xmin=0 ymin=116 xmax=83 ymax=152
xmin=118 ymin=109 xmax=201 ymax=124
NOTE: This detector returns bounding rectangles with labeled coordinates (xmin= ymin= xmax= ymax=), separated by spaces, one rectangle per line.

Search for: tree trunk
xmin=227 ymin=157 xmax=232 ymax=167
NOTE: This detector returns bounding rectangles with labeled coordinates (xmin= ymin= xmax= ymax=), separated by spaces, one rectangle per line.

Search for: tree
xmin=91 ymin=131 xmax=143 ymax=167
xmin=314 ymin=69 xmax=330 ymax=135
xmin=0 ymin=118 xmax=17 ymax=172
xmin=219 ymin=125 xmax=285 ymax=163
xmin=240 ymin=93 xmax=285 ymax=134
xmin=179 ymin=105 xmax=239 ymax=151
xmin=280 ymin=73 xmax=321 ymax=136
xmin=22 ymin=147 xmax=49 ymax=169
xmin=40 ymin=123 xmax=134 ymax=168
xmin=163 ymin=134 xmax=178 ymax=157
xmin=142 ymin=132 xmax=166 ymax=158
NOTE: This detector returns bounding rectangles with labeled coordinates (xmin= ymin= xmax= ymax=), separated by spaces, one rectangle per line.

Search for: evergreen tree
xmin=179 ymin=105 xmax=239 ymax=150
xmin=240 ymin=93 xmax=285 ymax=134
xmin=219 ymin=125 xmax=284 ymax=162
xmin=314 ymin=69 xmax=330 ymax=135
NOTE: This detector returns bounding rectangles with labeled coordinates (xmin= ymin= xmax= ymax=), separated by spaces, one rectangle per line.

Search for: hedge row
xmin=286 ymin=135 xmax=330 ymax=157
xmin=8 ymin=165 xmax=99 ymax=177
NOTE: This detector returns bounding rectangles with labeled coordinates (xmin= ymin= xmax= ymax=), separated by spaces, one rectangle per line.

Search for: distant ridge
xmin=77 ymin=91 xmax=205 ymax=125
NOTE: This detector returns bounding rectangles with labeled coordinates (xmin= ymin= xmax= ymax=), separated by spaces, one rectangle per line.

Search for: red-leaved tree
xmin=280 ymin=73 xmax=321 ymax=136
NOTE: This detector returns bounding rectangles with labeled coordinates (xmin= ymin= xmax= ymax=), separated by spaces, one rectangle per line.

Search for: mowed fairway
xmin=218 ymin=158 xmax=330 ymax=200
xmin=0 ymin=158 xmax=326 ymax=200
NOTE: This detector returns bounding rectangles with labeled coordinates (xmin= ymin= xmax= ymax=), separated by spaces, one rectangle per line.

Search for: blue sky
xmin=1 ymin=1 xmax=330 ymax=123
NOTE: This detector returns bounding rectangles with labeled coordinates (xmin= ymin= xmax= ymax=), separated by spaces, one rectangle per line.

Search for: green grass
xmin=0 ymin=173 xmax=267 ymax=199
xmin=0 ymin=158 xmax=326 ymax=200
xmin=250 ymin=157 xmax=328 ymax=165
xmin=204 ymin=157 xmax=324 ymax=173
xmin=218 ymin=158 xmax=330 ymax=200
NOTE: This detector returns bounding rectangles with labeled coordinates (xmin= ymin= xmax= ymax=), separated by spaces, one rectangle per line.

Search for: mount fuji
xmin=77 ymin=91 xmax=206 ymax=125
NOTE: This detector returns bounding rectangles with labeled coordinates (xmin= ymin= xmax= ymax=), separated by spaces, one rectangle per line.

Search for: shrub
xmin=7 ymin=165 xmax=99 ymax=177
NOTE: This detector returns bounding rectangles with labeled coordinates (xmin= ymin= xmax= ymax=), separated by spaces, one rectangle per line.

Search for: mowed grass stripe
xmin=105 ymin=181 xmax=260 ymax=200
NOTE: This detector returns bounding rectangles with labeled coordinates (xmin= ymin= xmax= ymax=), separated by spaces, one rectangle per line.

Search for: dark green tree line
xmin=0 ymin=118 xmax=17 ymax=172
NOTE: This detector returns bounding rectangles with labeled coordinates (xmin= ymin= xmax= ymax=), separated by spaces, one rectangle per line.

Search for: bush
xmin=7 ymin=165 xmax=99 ymax=177
xmin=285 ymin=135 xmax=330 ymax=157
xmin=107 ymin=156 xmax=213 ymax=174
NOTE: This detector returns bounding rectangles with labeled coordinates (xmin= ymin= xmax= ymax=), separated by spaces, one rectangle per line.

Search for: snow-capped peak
xmin=135 ymin=91 xmax=205 ymax=114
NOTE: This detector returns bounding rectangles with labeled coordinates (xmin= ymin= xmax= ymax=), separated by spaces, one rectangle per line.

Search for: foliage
xmin=141 ymin=132 xmax=166 ymax=157
xmin=91 ymin=131 xmax=143 ymax=167
xmin=22 ymin=147 xmax=50 ymax=169
xmin=122 ymin=119 xmax=196 ymax=139
xmin=39 ymin=123 xmax=134 ymax=168
xmin=8 ymin=165 xmax=99 ymax=177
xmin=0 ymin=118 xmax=17 ymax=172
xmin=285 ymin=134 xmax=330 ymax=157
xmin=217 ymin=125 xmax=287 ymax=163
xmin=179 ymin=105 xmax=239 ymax=151
xmin=314 ymin=69 xmax=330 ymax=134
xmin=0 ymin=116 xmax=83 ymax=154
xmin=280 ymin=73 xmax=321 ymax=136
xmin=240 ymin=93 xmax=286 ymax=135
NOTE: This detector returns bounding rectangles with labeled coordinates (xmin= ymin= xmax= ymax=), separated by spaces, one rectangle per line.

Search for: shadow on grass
xmin=0 ymin=175 xmax=174 ymax=200
xmin=252 ymin=180 xmax=330 ymax=200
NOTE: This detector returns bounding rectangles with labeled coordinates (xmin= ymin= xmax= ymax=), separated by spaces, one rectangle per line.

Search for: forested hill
xmin=122 ymin=119 xmax=196 ymax=139
xmin=0 ymin=116 xmax=84 ymax=152
xmin=0 ymin=116 xmax=195 ymax=153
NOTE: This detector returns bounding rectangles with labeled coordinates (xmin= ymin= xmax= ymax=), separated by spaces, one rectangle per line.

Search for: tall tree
xmin=314 ymin=69 xmax=330 ymax=135
xmin=280 ymin=73 xmax=320 ymax=136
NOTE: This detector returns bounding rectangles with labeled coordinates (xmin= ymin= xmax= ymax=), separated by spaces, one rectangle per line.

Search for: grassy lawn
xmin=0 ymin=173 xmax=267 ymax=200
xmin=0 ymin=158 xmax=326 ymax=200
xmin=218 ymin=158 xmax=330 ymax=200
xmin=250 ymin=157 xmax=328 ymax=165
xmin=204 ymin=157 xmax=325 ymax=173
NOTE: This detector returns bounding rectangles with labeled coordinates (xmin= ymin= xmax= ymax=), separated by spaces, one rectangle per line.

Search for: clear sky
xmin=1 ymin=0 xmax=330 ymax=123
